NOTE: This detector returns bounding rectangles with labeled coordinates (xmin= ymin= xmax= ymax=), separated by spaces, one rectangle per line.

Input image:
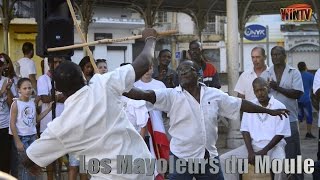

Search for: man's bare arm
xmin=269 ymin=80 xmax=303 ymax=99
xmin=256 ymin=135 xmax=284 ymax=156
xmin=242 ymin=131 xmax=255 ymax=164
xmin=242 ymin=131 xmax=254 ymax=153
xmin=237 ymin=93 xmax=245 ymax=99
xmin=21 ymin=153 xmax=41 ymax=176
xmin=29 ymin=74 xmax=37 ymax=91
xmin=123 ymin=87 xmax=156 ymax=104
xmin=240 ymin=99 xmax=289 ymax=119
xmin=131 ymin=28 xmax=157 ymax=81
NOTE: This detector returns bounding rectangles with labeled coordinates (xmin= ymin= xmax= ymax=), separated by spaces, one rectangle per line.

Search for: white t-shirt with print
xmin=9 ymin=99 xmax=37 ymax=136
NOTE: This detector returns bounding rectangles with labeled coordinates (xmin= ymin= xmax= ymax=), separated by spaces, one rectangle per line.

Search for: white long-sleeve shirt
xmin=27 ymin=65 xmax=152 ymax=180
xmin=152 ymin=84 xmax=242 ymax=159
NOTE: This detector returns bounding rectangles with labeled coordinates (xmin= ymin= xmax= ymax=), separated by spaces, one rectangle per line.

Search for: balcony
xmin=201 ymin=22 xmax=225 ymax=41
xmin=91 ymin=17 xmax=145 ymax=29
xmin=202 ymin=22 xmax=225 ymax=35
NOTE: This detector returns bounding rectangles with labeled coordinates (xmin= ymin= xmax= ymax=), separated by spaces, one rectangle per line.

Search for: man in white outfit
xmin=234 ymin=47 xmax=267 ymax=100
xmin=22 ymin=28 xmax=158 ymax=180
xmin=220 ymin=77 xmax=291 ymax=180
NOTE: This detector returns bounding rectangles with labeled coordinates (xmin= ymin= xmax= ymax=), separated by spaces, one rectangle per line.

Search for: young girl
xmin=9 ymin=78 xmax=53 ymax=180
xmin=96 ymin=59 xmax=108 ymax=74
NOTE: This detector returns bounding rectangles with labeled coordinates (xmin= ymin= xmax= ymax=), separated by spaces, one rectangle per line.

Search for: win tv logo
xmin=280 ymin=4 xmax=313 ymax=22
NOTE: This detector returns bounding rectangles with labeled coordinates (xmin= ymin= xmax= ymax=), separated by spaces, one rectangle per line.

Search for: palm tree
xmin=75 ymin=0 xmax=95 ymax=41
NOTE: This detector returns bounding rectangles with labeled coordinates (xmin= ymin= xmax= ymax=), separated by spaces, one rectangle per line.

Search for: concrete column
xmin=171 ymin=12 xmax=177 ymax=69
xmin=171 ymin=37 xmax=177 ymax=69
xmin=226 ymin=0 xmax=243 ymax=149
xmin=239 ymin=32 xmax=244 ymax=71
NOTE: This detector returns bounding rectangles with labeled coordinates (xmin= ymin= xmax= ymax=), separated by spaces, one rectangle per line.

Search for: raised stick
xmin=47 ymin=30 xmax=178 ymax=52
xmin=66 ymin=0 xmax=98 ymax=73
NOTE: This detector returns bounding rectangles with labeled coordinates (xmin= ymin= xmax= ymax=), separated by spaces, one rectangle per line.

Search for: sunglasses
xmin=177 ymin=66 xmax=196 ymax=75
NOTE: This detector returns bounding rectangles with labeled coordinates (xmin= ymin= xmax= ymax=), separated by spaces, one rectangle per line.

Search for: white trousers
xmin=220 ymin=144 xmax=285 ymax=180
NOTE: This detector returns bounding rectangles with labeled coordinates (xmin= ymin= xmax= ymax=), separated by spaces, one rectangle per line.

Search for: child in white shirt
xmin=9 ymin=78 xmax=52 ymax=180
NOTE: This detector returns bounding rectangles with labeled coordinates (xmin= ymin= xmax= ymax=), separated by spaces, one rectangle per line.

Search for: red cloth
xmin=147 ymin=119 xmax=170 ymax=160
xmin=203 ymin=62 xmax=217 ymax=78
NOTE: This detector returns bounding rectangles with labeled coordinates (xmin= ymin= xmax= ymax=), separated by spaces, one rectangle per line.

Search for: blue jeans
xmin=16 ymin=134 xmax=37 ymax=180
xmin=298 ymin=101 xmax=313 ymax=124
xmin=169 ymin=152 xmax=224 ymax=180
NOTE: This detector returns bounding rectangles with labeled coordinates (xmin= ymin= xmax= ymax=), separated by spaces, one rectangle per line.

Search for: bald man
xmin=235 ymin=47 xmax=267 ymax=100
xmin=220 ymin=77 xmax=291 ymax=180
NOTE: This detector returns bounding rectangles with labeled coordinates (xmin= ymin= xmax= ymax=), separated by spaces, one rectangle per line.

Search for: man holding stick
xmin=21 ymin=28 xmax=158 ymax=180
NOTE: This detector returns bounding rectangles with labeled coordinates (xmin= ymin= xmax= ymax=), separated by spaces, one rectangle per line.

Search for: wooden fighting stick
xmin=47 ymin=30 xmax=178 ymax=52
xmin=56 ymin=0 xmax=178 ymax=71
xmin=66 ymin=0 xmax=98 ymax=73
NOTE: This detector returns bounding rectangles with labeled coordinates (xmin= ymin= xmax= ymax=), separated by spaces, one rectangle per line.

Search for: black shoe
xmin=306 ymin=133 xmax=316 ymax=139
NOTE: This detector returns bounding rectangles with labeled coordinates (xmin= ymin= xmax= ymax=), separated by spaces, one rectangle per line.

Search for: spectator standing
xmin=1 ymin=53 xmax=19 ymax=98
xmin=96 ymin=59 xmax=108 ymax=74
xmin=0 ymin=54 xmax=14 ymax=174
xmin=79 ymin=56 xmax=94 ymax=85
xmin=0 ymin=53 xmax=19 ymax=177
xmin=9 ymin=78 xmax=52 ymax=180
xmin=261 ymin=46 xmax=304 ymax=180
xmin=188 ymin=40 xmax=221 ymax=89
xmin=297 ymin=61 xmax=315 ymax=138
xmin=235 ymin=47 xmax=267 ymax=100
xmin=16 ymin=42 xmax=37 ymax=92
xmin=152 ymin=49 xmax=178 ymax=88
